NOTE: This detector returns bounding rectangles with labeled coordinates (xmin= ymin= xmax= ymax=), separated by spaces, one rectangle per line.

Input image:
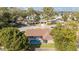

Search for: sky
xmin=32 ymin=7 xmax=79 ymax=12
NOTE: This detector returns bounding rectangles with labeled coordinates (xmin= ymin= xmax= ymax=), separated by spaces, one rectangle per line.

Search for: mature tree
xmin=65 ymin=21 xmax=78 ymax=30
xmin=34 ymin=15 xmax=40 ymax=22
xmin=2 ymin=11 xmax=12 ymax=22
xmin=0 ymin=8 xmax=12 ymax=28
xmin=8 ymin=7 xmax=22 ymax=16
xmin=21 ymin=10 xmax=27 ymax=18
xmin=51 ymin=23 xmax=77 ymax=51
xmin=43 ymin=7 xmax=55 ymax=20
xmin=73 ymin=12 xmax=79 ymax=21
xmin=0 ymin=7 xmax=27 ymax=28
xmin=0 ymin=8 xmax=9 ymax=16
xmin=62 ymin=13 xmax=69 ymax=21
xmin=0 ymin=27 xmax=28 ymax=51
xmin=27 ymin=7 xmax=36 ymax=16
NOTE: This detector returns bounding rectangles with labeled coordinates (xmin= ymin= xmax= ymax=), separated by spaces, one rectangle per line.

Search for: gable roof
xmin=25 ymin=28 xmax=50 ymax=36
xmin=25 ymin=28 xmax=52 ymax=40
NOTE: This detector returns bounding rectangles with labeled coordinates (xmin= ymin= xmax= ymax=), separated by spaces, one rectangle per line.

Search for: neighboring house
xmin=22 ymin=19 xmax=28 ymax=25
xmin=47 ymin=18 xmax=64 ymax=24
xmin=39 ymin=19 xmax=47 ymax=24
xmin=25 ymin=29 xmax=53 ymax=44
xmin=39 ymin=14 xmax=64 ymax=25
xmin=26 ymin=14 xmax=36 ymax=20
xmin=14 ymin=16 xmax=29 ymax=25
xmin=27 ymin=20 xmax=38 ymax=25
xmin=16 ymin=16 xmax=24 ymax=24
xmin=26 ymin=16 xmax=39 ymax=25
xmin=47 ymin=19 xmax=56 ymax=24
xmin=55 ymin=14 xmax=62 ymax=19
xmin=56 ymin=19 xmax=64 ymax=23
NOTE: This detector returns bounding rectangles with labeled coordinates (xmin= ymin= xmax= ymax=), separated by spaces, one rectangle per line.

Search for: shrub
xmin=0 ymin=27 xmax=28 ymax=51
xmin=51 ymin=25 xmax=77 ymax=51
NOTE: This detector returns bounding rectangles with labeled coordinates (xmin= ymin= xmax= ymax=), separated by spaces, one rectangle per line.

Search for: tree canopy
xmin=0 ymin=8 xmax=26 ymax=28
xmin=51 ymin=23 xmax=77 ymax=51
xmin=43 ymin=7 xmax=55 ymax=20
xmin=0 ymin=27 xmax=28 ymax=51
xmin=62 ymin=13 xmax=69 ymax=21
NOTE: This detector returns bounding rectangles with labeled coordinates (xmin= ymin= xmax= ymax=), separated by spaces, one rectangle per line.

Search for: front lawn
xmin=30 ymin=43 xmax=54 ymax=50
xmin=40 ymin=43 xmax=54 ymax=48
xmin=29 ymin=43 xmax=54 ymax=48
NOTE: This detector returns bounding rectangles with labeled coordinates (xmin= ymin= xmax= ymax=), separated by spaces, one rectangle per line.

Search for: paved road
xmin=18 ymin=24 xmax=56 ymax=31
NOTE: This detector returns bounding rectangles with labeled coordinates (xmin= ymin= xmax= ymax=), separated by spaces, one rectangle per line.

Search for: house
xmin=25 ymin=29 xmax=53 ymax=44
xmin=22 ymin=19 xmax=28 ymax=25
xmin=25 ymin=16 xmax=39 ymax=25
xmin=39 ymin=19 xmax=47 ymax=24
xmin=47 ymin=19 xmax=56 ymax=24
xmin=47 ymin=18 xmax=64 ymax=24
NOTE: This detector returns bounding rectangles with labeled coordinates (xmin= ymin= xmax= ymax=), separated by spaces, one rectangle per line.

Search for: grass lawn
xmin=40 ymin=43 xmax=54 ymax=48
xmin=30 ymin=43 xmax=54 ymax=48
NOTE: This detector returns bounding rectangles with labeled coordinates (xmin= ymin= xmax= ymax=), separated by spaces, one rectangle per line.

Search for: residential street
xmin=18 ymin=24 xmax=56 ymax=31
